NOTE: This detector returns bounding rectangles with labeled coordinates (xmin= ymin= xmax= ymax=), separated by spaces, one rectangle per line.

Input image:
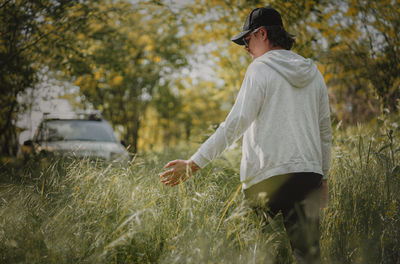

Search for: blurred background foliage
xmin=1 ymin=0 xmax=399 ymax=157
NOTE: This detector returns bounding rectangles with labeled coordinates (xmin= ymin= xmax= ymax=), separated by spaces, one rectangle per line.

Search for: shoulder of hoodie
xmin=244 ymin=60 xmax=272 ymax=85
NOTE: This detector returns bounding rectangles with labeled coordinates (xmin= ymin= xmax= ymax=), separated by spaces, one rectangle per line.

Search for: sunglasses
xmin=243 ymin=27 xmax=262 ymax=47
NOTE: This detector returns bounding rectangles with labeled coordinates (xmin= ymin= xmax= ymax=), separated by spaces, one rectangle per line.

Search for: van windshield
xmin=37 ymin=120 xmax=117 ymax=143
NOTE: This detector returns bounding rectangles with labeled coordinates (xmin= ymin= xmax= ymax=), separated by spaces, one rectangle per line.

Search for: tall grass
xmin=0 ymin=152 xmax=293 ymax=263
xmin=0 ymin=114 xmax=399 ymax=263
xmin=321 ymin=115 xmax=400 ymax=263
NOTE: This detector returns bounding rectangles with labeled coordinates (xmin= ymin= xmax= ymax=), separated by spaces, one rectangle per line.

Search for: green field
xmin=1 ymin=115 xmax=399 ymax=264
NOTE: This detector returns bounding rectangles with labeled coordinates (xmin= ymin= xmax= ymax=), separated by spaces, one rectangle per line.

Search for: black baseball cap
xmin=231 ymin=7 xmax=284 ymax=45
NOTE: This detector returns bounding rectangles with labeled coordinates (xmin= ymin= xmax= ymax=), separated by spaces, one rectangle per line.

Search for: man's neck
xmin=267 ymin=45 xmax=284 ymax=52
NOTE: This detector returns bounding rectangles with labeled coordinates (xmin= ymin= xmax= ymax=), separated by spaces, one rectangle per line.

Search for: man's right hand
xmin=160 ymin=160 xmax=200 ymax=187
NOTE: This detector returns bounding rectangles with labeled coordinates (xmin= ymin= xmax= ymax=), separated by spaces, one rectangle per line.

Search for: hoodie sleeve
xmin=190 ymin=63 xmax=265 ymax=168
xmin=319 ymin=78 xmax=332 ymax=179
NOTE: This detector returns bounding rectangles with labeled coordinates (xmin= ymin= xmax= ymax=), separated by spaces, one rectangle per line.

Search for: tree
xmin=65 ymin=1 xmax=188 ymax=152
xmin=319 ymin=0 xmax=400 ymax=121
xmin=0 ymin=0 xmax=91 ymax=157
xmin=181 ymin=0 xmax=399 ymax=126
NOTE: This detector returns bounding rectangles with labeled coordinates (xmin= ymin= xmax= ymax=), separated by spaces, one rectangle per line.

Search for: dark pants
xmin=244 ymin=172 xmax=323 ymax=262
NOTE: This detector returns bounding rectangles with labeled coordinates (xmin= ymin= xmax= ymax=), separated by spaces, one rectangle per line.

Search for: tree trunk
xmin=126 ymin=115 xmax=140 ymax=153
xmin=0 ymin=100 xmax=18 ymax=157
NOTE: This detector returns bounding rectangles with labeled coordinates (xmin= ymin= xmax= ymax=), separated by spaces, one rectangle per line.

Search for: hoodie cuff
xmin=190 ymin=152 xmax=209 ymax=169
xmin=322 ymin=170 xmax=329 ymax=180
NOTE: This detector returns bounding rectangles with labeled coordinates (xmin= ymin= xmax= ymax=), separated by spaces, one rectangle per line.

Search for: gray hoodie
xmin=191 ymin=49 xmax=332 ymax=189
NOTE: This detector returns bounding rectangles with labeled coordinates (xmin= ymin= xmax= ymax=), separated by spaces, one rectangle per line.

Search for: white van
xmin=22 ymin=111 xmax=130 ymax=162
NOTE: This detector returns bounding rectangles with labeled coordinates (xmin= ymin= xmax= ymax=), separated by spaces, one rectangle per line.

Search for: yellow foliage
xmin=42 ymin=23 xmax=55 ymax=32
xmin=322 ymin=28 xmax=336 ymax=38
xmin=305 ymin=0 xmax=316 ymax=11
xmin=284 ymin=2 xmax=292 ymax=8
xmin=385 ymin=200 xmax=397 ymax=219
xmin=144 ymin=44 xmax=154 ymax=52
xmin=389 ymin=28 xmax=396 ymax=40
xmin=94 ymin=71 xmax=102 ymax=81
xmin=112 ymin=75 xmax=124 ymax=86
xmin=160 ymin=118 xmax=169 ymax=125
xmin=138 ymin=35 xmax=152 ymax=45
xmin=89 ymin=23 xmax=103 ymax=33
xmin=73 ymin=10 xmax=85 ymax=17
xmin=317 ymin=64 xmax=325 ymax=74
xmin=310 ymin=22 xmax=321 ymax=29
xmin=346 ymin=7 xmax=357 ymax=16
xmin=153 ymin=55 xmax=162 ymax=63
xmin=128 ymin=31 xmax=135 ymax=40
xmin=77 ymin=33 xmax=86 ymax=40
xmin=323 ymin=10 xmax=335 ymax=21
xmin=74 ymin=76 xmax=84 ymax=86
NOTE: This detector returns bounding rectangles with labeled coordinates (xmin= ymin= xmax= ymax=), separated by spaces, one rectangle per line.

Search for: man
xmin=160 ymin=6 xmax=331 ymax=258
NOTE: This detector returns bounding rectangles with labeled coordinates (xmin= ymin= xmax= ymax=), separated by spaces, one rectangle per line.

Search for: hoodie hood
xmin=256 ymin=49 xmax=318 ymax=88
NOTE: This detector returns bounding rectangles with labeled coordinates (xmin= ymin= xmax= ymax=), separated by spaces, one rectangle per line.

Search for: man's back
xmin=240 ymin=49 xmax=331 ymax=189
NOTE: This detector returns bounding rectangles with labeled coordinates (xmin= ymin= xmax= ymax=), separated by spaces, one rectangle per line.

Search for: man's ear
xmin=261 ymin=27 xmax=268 ymax=40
